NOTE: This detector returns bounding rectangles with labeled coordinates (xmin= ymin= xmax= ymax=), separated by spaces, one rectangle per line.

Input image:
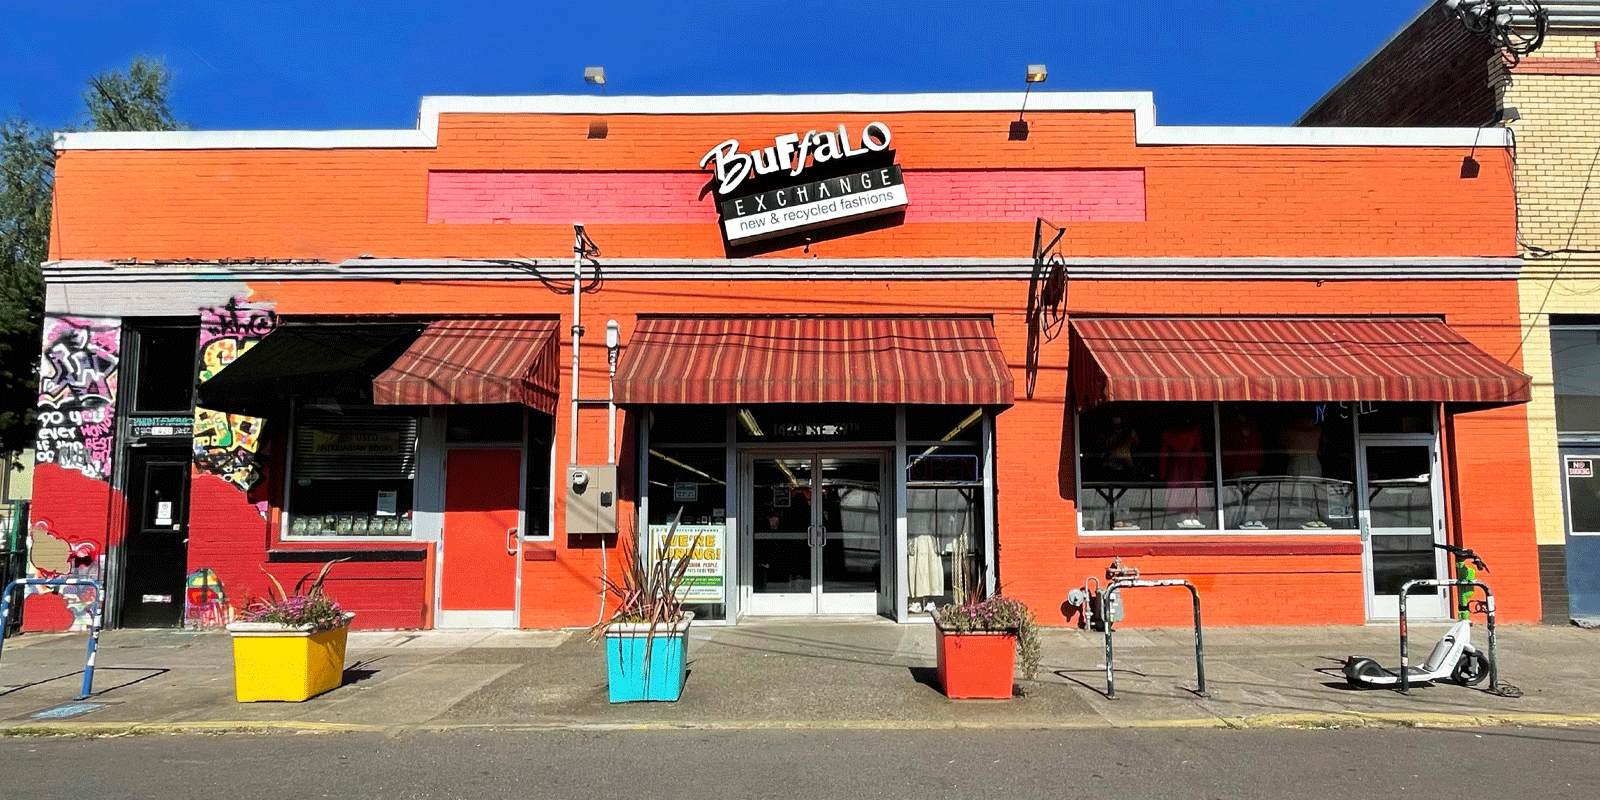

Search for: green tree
xmin=0 ymin=56 xmax=184 ymax=461
xmin=0 ymin=120 xmax=53 ymax=455
xmin=82 ymin=55 xmax=184 ymax=132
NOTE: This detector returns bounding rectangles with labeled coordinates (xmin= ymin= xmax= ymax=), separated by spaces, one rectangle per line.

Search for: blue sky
xmin=0 ymin=1 xmax=1426 ymax=131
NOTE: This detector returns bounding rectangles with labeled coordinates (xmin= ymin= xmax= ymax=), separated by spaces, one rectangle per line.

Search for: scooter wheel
xmin=1452 ymin=651 xmax=1490 ymax=687
xmin=1344 ymin=657 xmax=1387 ymax=689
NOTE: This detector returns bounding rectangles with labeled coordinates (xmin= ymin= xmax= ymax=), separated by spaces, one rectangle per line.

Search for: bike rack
xmin=1397 ymin=578 xmax=1497 ymax=696
xmin=0 ymin=577 xmax=106 ymax=700
xmin=1101 ymin=578 xmax=1207 ymax=699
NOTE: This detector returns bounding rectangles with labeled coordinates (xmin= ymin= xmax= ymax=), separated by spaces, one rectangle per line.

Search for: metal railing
xmin=0 ymin=577 xmax=106 ymax=700
xmin=1101 ymin=578 xmax=1208 ymax=699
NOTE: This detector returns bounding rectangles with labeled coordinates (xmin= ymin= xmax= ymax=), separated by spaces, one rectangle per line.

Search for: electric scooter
xmin=1342 ymin=543 xmax=1493 ymax=690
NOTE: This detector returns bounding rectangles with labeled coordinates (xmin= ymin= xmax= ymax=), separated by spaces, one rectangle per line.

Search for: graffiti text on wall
xmin=194 ymin=297 xmax=278 ymax=491
xmin=36 ymin=316 xmax=121 ymax=481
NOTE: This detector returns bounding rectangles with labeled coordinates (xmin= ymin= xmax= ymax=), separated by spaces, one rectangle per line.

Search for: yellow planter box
xmin=226 ymin=616 xmax=352 ymax=702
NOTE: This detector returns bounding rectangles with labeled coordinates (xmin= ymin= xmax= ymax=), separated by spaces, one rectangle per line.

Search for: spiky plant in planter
xmin=591 ymin=508 xmax=704 ymax=702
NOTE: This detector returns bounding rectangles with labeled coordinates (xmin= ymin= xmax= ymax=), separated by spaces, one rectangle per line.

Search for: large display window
xmin=284 ymin=405 xmax=421 ymax=538
xmin=1077 ymin=401 xmax=1380 ymax=533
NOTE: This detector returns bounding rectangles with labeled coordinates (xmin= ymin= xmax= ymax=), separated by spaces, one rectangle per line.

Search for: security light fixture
xmin=1497 ymin=106 xmax=1521 ymax=123
xmin=1013 ymin=64 xmax=1048 ymax=140
xmin=583 ymin=66 xmax=606 ymax=85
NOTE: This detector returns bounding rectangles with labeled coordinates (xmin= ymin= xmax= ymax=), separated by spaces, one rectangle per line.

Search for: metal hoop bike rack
xmin=1101 ymin=578 xmax=1207 ymax=699
xmin=1397 ymin=578 xmax=1499 ymax=696
xmin=0 ymin=577 xmax=106 ymax=700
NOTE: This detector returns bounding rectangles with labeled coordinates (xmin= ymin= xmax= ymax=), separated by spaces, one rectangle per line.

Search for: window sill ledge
xmin=268 ymin=543 xmax=430 ymax=562
xmin=1075 ymin=537 xmax=1362 ymax=558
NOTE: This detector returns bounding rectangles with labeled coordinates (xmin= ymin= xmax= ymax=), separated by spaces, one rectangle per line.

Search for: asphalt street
xmin=1 ymin=726 xmax=1596 ymax=800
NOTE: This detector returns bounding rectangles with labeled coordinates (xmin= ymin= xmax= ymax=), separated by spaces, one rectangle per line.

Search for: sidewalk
xmin=2 ymin=620 xmax=1598 ymax=735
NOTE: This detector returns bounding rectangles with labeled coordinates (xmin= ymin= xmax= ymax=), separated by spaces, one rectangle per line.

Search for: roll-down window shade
xmin=293 ymin=412 xmax=418 ymax=480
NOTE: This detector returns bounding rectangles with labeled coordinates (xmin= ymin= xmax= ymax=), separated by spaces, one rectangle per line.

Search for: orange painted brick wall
xmin=40 ymin=104 xmax=1531 ymax=630
xmin=243 ymin=275 xmax=1538 ymax=627
xmin=51 ymin=109 xmax=1515 ymax=263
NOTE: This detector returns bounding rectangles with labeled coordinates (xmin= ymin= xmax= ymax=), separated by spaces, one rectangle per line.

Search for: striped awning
xmin=614 ymin=316 xmax=1014 ymax=405
xmin=373 ymin=318 xmax=561 ymax=413
xmin=1070 ymin=317 xmax=1531 ymax=411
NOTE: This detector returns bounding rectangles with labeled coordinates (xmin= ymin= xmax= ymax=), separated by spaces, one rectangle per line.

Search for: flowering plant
xmin=239 ymin=559 xmax=350 ymax=633
xmin=933 ymin=594 xmax=1041 ymax=679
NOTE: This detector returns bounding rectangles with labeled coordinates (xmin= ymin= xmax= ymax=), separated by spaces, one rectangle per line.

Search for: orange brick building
xmin=24 ymin=92 xmax=1539 ymax=632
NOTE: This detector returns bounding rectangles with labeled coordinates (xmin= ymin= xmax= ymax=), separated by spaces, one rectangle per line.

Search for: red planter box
xmin=935 ymin=625 xmax=1017 ymax=699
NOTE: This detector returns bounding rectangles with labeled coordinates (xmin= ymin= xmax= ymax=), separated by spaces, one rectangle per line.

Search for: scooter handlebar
xmin=1434 ymin=542 xmax=1489 ymax=573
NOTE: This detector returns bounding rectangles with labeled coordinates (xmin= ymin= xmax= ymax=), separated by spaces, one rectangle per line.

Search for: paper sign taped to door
xmin=154 ymin=501 xmax=173 ymax=527
xmin=1569 ymin=458 xmax=1593 ymax=478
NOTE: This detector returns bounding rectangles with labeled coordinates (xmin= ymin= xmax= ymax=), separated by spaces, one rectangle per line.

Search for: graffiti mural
xmin=36 ymin=316 xmax=121 ymax=481
xmin=194 ymin=297 xmax=278 ymax=490
xmin=182 ymin=567 xmax=232 ymax=628
xmin=25 ymin=517 xmax=103 ymax=631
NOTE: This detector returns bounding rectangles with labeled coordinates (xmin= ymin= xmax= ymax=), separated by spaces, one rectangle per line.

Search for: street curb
xmin=5 ymin=712 xmax=1600 ymax=737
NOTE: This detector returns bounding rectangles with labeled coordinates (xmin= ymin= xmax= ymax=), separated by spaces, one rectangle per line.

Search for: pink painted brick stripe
xmin=427 ymin=168 xmax=1145 ymax=224
xmin=904 ymin=169 xmax=1145 ymax=223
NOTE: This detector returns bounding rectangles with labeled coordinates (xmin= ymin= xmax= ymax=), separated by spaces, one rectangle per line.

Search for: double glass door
xmin=745 ymin=452 xmax=884 ymax=615
xmin=1358 ymin=438 xmax=1448 ymax=619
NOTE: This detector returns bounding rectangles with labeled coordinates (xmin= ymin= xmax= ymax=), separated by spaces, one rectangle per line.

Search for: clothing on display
xmin=906 ymin=487 xmax=975 ymax=610
xmin=1158 ymin=419 xmax=1208 ymax=527
xmin=1282 ymin=415 xmax=1323 ymax=477
xmin=1100 ymin=417 xmax=1140 ymax=473
xmin=1221 ymin=408 xmax=1265 ymax=477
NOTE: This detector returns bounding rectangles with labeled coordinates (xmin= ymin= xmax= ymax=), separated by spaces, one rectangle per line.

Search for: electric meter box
xmin=566 ymin=464 xmax=618 ymax=535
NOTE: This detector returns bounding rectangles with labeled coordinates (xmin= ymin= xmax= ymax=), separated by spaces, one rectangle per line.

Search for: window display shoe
xmin=1176 ymin=518 xmax=1205 ymax=529
xmin=1240 ymin=520 xmax=1268 ymax=530
xmin=1112 ymin=520 xmax=1140 ymax=530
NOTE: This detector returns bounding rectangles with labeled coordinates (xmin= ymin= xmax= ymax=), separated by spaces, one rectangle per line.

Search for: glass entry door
xmin=1358 ymin=439 xmax=1447 ymax=619
xmin=745 ymin=452 xmax=884 ymax=616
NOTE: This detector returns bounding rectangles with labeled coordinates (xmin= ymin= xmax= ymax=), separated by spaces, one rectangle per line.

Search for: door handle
xmin=810 ymin=524 xmax=825 ymax=548
xmin=507 ymin=527 xmax=519 ymax=556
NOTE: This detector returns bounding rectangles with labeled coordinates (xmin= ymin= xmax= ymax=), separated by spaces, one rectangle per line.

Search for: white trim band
xmin=42 ymin=257 xmax=1522 ymax=284
xmin=54 ymin=92 xmax=1513 ymax=151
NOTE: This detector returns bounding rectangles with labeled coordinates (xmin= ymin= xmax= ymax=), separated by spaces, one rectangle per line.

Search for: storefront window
xmin=907 ymin=442 xmax=983 ymax=614
xmin=905 ymin=405 xmax=982 ymax=443
xmin=647 ymin=446 xmax=727 ymax=620
xmin=1078 ymin=402 xmax=1217 ymax=531
xmin=648 ymin=405 xmax=727 ymax=444
xmin=286 ymin=406 xmax=419 ymax=538
xmin=1553 ymin=326 xmax=1600 ymax=433
xmin=1218 ymin=402 xmax=1355 ymax=531
xmin=1078 ymin=401 xmax=1359 ymax=532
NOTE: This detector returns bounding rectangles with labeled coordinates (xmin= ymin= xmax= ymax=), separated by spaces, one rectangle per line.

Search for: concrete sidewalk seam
xmin=6 ymin=712 xmax=1600 ymax=738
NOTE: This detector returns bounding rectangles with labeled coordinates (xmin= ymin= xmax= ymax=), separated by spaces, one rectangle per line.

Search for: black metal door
xmin=118 ymin=446 xmax=190 ymax=627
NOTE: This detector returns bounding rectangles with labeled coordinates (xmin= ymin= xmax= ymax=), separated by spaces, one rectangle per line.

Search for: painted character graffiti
xmin=183 ymin=567 xmax=232 ymax=628
xmin=24 ymin=518 xmax=103 ymax=631
xmin=35 ymin=316 xmax=121 ymax=481
xmin=194 ymin=297 xmax=277 ymax=491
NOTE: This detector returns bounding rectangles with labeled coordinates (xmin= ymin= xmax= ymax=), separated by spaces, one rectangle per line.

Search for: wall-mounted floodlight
xmin=583 ymin=66 xmax=606 ymax=85
xmin=1497 ymin=106 xmax=1520 ymax=123
xmin=1013 ymin=64 xmax=1048 ymax=140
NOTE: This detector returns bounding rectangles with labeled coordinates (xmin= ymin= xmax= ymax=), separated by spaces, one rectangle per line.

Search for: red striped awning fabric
xmin=1069 ymin=317 xmax=1531 ymax=412
xmin=614 ymin=316 xmax=1015 ymax=406
xmin=372 ymin=318 xmax=561 ymax=413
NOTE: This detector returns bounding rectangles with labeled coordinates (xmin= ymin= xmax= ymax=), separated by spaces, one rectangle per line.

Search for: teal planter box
xmin=604 ymin=615 xmax=692 ymax=703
